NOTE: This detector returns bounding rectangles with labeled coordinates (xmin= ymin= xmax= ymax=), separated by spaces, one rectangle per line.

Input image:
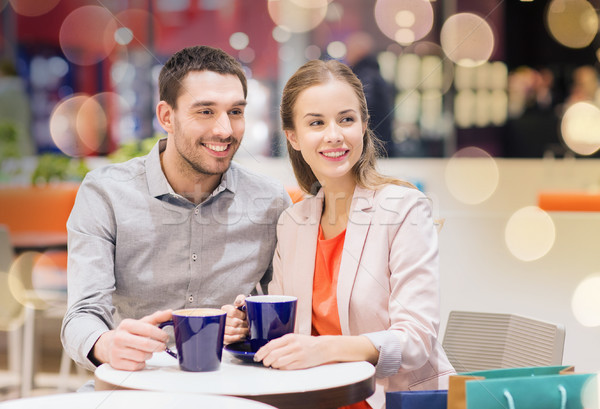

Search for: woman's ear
xmin=285 ymin=130 xmax=300 ymax=151
xmin=156 ymin=101 xmax=174 ymax=134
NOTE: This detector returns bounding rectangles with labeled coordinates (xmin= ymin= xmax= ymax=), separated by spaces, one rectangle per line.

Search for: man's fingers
xmin=113 ymin=327 xmax=167 ymax=354
xmin=121 ymin=316 xmax=170 ymax=343
xmin=141 ymin=309 xmax=173 ymax=326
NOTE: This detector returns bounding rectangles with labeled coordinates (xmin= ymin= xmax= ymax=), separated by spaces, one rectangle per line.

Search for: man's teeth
xmin=205 ymin=144 xmax=227 ymax=152
xmin=322 ymin=151 xmax=346 ymax=158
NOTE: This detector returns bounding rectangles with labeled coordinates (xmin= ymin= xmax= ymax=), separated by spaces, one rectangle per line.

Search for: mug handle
xmin=158 ymin=320 xmax=178 ymax=359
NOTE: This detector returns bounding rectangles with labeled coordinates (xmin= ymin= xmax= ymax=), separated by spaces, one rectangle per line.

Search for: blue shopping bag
xmin=386 ymin=390 xmax=447 ymax=409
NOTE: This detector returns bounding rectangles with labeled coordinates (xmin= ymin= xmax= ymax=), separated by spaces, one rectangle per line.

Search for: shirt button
xmin=192 ymin=253 xmax=197 ymax=261
xmin=188 ymin=296 xmax=193 ymax=302
xmin=194 ymin=208 xmax=199 ymax=215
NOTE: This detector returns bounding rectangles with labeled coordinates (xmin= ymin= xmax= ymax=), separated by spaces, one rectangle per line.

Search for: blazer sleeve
xmin=361 ymin=188 xmax=441 ymax=377
xmin=268 ymin=211 xmax=287 ymax=296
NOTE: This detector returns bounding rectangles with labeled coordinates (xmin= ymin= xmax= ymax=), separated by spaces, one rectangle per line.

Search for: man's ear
xmin=156 ymin=101 xmax=174 ymax=134
xmin=285 ymin=130 xmax=300 ymax=151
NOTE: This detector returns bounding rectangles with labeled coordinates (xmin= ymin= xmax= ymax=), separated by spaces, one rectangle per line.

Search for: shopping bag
xmin=466 ymin=372 xmax=596 ymax=409
xmin=385 ymin=390 xmax=447 ymax=409
xmin=448 ymin=365 xmax=575 ymax=409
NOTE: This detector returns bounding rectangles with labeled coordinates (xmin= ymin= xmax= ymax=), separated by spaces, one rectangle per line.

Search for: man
xmin=61 ymin=46 xmax=291 ymax=372
xmin=345 ymin=32 xmax=396 ymax=157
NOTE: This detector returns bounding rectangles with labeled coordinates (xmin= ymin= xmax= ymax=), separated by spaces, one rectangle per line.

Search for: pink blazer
xmin=270 ymin=185 xmax=455 ymax=409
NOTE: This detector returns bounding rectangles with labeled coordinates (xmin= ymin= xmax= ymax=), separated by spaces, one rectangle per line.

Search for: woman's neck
xmin=319 ymin=177 xmax=357 ymax=239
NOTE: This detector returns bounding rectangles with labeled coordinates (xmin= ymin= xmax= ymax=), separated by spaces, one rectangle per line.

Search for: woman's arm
xmin=254 ymin=333 xmax=379 ymax=370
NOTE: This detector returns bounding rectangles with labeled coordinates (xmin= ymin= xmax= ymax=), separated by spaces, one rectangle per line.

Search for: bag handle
xmin=503 ymin=385 xmax=567 ymax=409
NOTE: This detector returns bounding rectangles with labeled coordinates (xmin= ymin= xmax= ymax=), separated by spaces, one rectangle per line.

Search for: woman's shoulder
xmin=373 ymin=183 xmax=426 ymax=202
xmin=278 ymin=193 xmax=320 ymax=224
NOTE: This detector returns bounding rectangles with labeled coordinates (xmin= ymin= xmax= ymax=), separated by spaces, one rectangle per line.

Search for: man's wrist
xmin=88 ymin=331 xmax=111 ymax=367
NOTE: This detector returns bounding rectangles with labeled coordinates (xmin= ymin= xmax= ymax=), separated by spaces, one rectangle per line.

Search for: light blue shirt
xmin=61 ymin=139 xmax=291 ymax=370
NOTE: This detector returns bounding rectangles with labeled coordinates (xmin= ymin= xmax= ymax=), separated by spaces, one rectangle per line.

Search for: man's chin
xmin=192 ymin=158 xmax=233 ymax=176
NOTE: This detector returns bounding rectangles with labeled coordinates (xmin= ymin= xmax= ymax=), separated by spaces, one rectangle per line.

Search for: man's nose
xmin=213 ymin=111 xmax=233 ymax=137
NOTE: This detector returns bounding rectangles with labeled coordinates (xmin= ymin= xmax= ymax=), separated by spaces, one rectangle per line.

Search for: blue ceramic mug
xmin=158 ymin=308 xmax=226 ymax=372
xmin=245 ymin=295 xmax=297 ymax=351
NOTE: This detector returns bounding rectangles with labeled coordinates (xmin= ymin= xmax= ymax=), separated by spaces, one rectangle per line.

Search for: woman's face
xmin=286 ymin=79 xmax=365 ymax=187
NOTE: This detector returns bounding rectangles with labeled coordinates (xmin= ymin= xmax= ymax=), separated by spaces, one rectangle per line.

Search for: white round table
xmin=0 ymin=391 xmax=276 ymax=409
xmin=95 ymin=350 xmax=376 ymax=409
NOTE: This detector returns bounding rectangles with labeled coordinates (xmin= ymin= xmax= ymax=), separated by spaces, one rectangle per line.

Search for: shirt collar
xmin=145 ymin=138 xmax=237 ymax=199
xmin=146 ymin=138 xmax=171 ymax=198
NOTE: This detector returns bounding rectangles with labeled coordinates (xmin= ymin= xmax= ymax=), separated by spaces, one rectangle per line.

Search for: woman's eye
xmin=341 ymin=116 xmax=355 ymax=123
xmin=309 ymin=120 xmax=323 ymax=126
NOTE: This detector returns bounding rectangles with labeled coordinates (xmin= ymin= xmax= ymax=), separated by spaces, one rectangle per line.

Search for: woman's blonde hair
xmin=280 ymin=59 xmax=413 ymax=194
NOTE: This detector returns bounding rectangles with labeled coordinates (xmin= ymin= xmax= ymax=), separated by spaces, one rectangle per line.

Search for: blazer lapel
xmin=337 ymin=187 xmax=374 ymax=335
xmin=291 ymin=192 xmax=323 ymax=335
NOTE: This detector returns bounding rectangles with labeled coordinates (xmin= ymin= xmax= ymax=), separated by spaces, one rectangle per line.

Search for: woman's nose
xmin=323 ymin=122 xmax=342 ymax=143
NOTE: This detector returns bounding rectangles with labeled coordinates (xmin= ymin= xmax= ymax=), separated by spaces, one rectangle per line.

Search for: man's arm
xmin=60 ymin=174 xmax=170 ymax=371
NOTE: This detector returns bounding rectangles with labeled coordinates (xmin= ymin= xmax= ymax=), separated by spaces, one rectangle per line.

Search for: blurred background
xmin=1 ymin=0 xmax=600 ymax=168
xmin=2 ymin=0 xmax=600 ymax=402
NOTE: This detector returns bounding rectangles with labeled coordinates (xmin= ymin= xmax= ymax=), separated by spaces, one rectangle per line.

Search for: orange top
xmin=312 ymin=225 xmax=371 ymax=409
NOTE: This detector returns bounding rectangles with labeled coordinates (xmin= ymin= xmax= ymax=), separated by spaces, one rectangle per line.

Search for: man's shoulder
xmin=230 ymin=162 xmax=285 ymax=193
xmin=82 ymin=156 xmax=147 ymax=186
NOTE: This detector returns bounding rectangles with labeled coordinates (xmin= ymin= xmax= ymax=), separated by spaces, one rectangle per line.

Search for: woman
xmin=254 ymin=60 xmax=455 ymax=409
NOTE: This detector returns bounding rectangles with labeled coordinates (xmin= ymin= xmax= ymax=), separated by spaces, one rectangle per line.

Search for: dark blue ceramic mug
xmin=245 ymin=295 xmax=297 ymax=351
xmin=158 ymin=308 xmax=226 ymax=372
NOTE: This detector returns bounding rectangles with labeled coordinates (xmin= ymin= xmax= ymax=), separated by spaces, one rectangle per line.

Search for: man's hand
xmin=221 ymin=294 xmax=248 ymax=345
xmin=92 ymin=309 xmax=172 ymax=371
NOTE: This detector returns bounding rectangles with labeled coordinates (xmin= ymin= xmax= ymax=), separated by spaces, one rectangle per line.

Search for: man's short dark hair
xmin=158 ymin=46 xmax=247 ymax=109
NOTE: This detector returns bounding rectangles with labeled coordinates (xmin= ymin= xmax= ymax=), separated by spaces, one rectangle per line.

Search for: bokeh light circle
xmin=504 ymin=206 xmax=555 ymax=262
xmin=445 ymin=147 xmax=499 ymax=205
xmin=8 ymin=251 xmax=67 ymax=310
xmin=49 ymin=94 xmax=107 ymax=157
xmin=115 ymin=28 xmax=134 ymax=45
xmin=374 ymin=0 xmax=433 ymax=44
xmin=572 ymin=274 xmax=600 ymax=327
xmin=9 ymin=0 xmax=60 ymax=16
xmin=441 ymin=13 xmax=495 ymax=67
xmin=239 ymin=48 xmax=256 ymax=64
xmin=268 ymin=0 xmax=327 ymax=33
xmin=327 ymin=41 xmax=347 ymax=59
xmin=59 ymin=6 xmax=118 ymax=66
xmin=581 ymin=371 xmax=600 ymax=408
xmin=272 ymin=26 xmax=292 ymax=43
xmin=0 ymin=271 xmax=25 ymax=330
xmin=305 ymin=45 xmax=322 ymax=60
xmin=114 ymin=9 xmax=163 ymax=47
xmin=561 ymin=101 xmax=600 ymax=156
xmin=91 ymin=92 xmax=132 ymax=143
xmin=546 ymin=0 xmax=598 ymax=49
xmin=230 ymin=32 xmax=250 ymax=50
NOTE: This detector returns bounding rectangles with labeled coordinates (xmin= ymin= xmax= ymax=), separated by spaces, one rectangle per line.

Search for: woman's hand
xmin=254 ymin=334 xmax=330 ymax=370
xmin=220 ymin=294 xmax=248 ymax=344
xmin=255 ymin=334 xmax=379 ymax=370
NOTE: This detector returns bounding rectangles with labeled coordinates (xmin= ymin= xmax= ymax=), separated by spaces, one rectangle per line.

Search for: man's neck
xmin=159 ymin=150 xmax=223 ymax=205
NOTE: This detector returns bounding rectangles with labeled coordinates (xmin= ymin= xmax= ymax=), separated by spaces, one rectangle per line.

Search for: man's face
xmin=170 ymin=71 xmax=246 ymax=176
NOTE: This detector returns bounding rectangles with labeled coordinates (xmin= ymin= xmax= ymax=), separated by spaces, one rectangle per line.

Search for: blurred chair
xmin=442 ymin=310 xmax=565 ymax=373
xmin=0 ymin=225 xmax=24 ymax=394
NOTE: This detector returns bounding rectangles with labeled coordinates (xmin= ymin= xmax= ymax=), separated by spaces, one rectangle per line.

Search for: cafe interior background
xmin=1 ymin=0 xmax=600 ymax=400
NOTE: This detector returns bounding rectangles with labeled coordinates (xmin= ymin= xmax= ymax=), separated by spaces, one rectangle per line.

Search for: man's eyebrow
xmin=189 ymin=100 xmax=248 ymax=109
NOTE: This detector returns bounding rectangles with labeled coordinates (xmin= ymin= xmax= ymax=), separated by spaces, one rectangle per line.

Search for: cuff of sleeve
xmin=363 ymin=331 xmax=403 ymax=379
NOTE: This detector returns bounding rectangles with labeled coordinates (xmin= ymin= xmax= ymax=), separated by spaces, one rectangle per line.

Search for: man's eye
xmin=230 ymin=109 xmax=244 ymax=115
xmin=198 ymin=110 xmax=212 ymax=115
